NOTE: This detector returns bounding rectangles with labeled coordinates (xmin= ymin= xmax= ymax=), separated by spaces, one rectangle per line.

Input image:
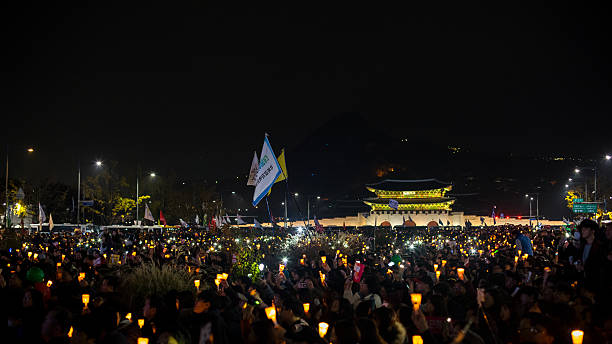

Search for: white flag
xmin=247 ymin=151 xmax=259 ymax=186
xmin=252 ymin=135 xmax=282 ymax=207
xmin=144 ymin=203 xmax=155 ymax=222
xmin=225 ymin=214 xmax=232 ymax=225
xmin=254 ymin=218 xmax=262 ymax=228
xmin=49 ymin=213 xmax=54 ymax=231
xmin=179 ymin=218 xmax=189 ymax=227
xmin=237 ymin=213 xmax=246 ymax=225
xmin=195 ymin=214 xmax=200 ymax=225
xmin=38 ymin=203 xmax=46 ymax=224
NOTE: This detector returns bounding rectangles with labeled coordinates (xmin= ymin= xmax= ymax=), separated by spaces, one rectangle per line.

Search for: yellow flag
xmin=267 ymin=149 xmax=288 ymax=195
xmin=276 ymin=149 xmax=288 ymax=183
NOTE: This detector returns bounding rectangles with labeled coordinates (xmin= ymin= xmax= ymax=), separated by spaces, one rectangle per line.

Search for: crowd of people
xmin=1 ymin=219 xmax=611 ymax=344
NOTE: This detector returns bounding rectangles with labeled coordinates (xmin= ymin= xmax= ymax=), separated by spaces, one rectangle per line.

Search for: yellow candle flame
xmin=279 ymin=264 xmax=285 ymax=273
xmin=138 ymin=319 xmax=145 ymax=329
xmin=194 ymin=279 xmax=200 ymax=288
xmin=457 ymin=268 xmax=465 ymax=280
xmin=68 ymin=326 xmax=73 ymax=338
xmin=571 ymin=330 xmax=584 ymax=344
xmin=126 ymin=313 xmax=132 ymax=321
xmin=436 ymin=270 xmax=441 ymax=280
xmin=265 ymin=306 xmax=277 ymax=324
xmin=412 ymin=335 xmax=424 ymax=344
xmin=82 ymin=294 xmax=90 ymax=306
xmin=318 ymin=322 xmax=329 ymax=337
xmin=433 ymin=264 xmax=439 ymax=271
xmin=137 ymin=338 xmax=149 ymax=344
xmin=303 ymin=303 xmax=310 ymax=313
xmin=441 ymin=260 xmax=447 ymax=267
xmin=78 ymin=273 xmax=85 ymax=282
xmin=321 ymin=256 xmax=326 ymax=264
xmin=47 ymin=280 xmax=53 ymax=287
xmin=411 ymin=293 xmax=422 ymax=311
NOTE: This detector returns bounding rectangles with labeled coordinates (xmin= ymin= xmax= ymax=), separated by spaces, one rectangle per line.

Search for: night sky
xmin=3 ymin=2 xmax=612 ymax=219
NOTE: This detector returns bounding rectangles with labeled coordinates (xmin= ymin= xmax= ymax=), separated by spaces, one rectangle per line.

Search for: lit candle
xmin=318 ymin=322 xmax=329 ymax=338
xmin=68 ymin=326 xmax=73 ymax=338
xmin=82 ymin=294 xmax=90 ymax=308
xmin=436 ymin=270 xmax=441 ymax=281
xmin=265 ymin=306 xmax=277 ymax=324
xmin=514 ymin=256 xmax=519 ymax=264
xmin=412 ymin=335 xmax=424 ymax=344
xmin=138 ymin=319 xmax=145 ymax=329
xmin=571 ymin=330 xmax=584 ymax=344
xmin=279 ymin=264 xmax=285 ymax=273
xmin=78 ymin=272 xmax=86 ymax=282
xmin=411 ymin=293 xmax=422 ymax=311
xmin=300 ymin=258 xmax=305 ymax=265
xmin=303 ymin=303 xmax=310 ymax=314
xmin=62 ymin=254 xmax=66 ymax=261
xmin=441 ymin=260 xmax=447 ymax=267
xmin=214 ymin=279 xmax=221 ymax=288
xmin=433 ymin=264 xmax=439 ymax=271
xmin=137 ymin=338 xmax=149 ymax=344
xmin=126 ymin=313 xmax=132 ymax=321
xmin=28 ymin=252 xmax=33 ymax=258
xmin=221 ymin=273 xmax=228 ymax=280
xmin=194 ymin=279 xmax=200 ymax=291
xmin=321 ymin=256 xmax=326 ymax=264
xmin=47 ymin=280 xmax=53 ymax=287
xmin=518 ymin=250 xmax=522 ymax=257
xmin=457 ymin=268 xmax=465 ymax=280
xmin=33 ymin=253 xmax=38 ymax=260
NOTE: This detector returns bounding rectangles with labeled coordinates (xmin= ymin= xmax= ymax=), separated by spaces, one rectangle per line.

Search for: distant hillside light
xmin=27 ymin=148 xmax=34 ymax=152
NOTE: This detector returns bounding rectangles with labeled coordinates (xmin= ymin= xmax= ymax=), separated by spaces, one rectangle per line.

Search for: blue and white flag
xmin=195 ymin=214 xmax=200 ymax=225
xmin=247 ymin=151 xmax=259 ymax=186
xmin=439 ymin=219 xmax=444 ymax=226
xmin=253 ymin=218 xmax=262 ymax=228
xmin=38 ymin=203 xmax=46 ymax=224
xmin=389 ymin=199 xmax=399 ymax=210
xmin=236 ymin=214 xmax=246 ymax=225
xmin=480 ymin=217 xmax=485 ymax=225
xmin=144 ymin=204 xmax=155 ymax=222
xmin=179 ymin=218 xmax=189 ymax=227
xmin=492 ymin=206 xmax=496 ymax=225
xmin=252 ymin=135 xmax=282 ymax=207
xmin=409 ymin=215 xmax=413 ymax=222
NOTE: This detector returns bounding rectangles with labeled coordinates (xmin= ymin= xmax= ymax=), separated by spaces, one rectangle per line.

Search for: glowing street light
xmin=575 ymin=168 xmax=580 ymax=173
xmin=27 ymin=148 xmax=34 ymax=153
xmin=605 ymin=154 xmax=611 ymax=160
xmin=294 ymin=193 xmax=299 ymax=196
xmin=96 ymin=161 xmax=103 ymax=167
xmin=150 ymin=172 xmax=156 ymax=177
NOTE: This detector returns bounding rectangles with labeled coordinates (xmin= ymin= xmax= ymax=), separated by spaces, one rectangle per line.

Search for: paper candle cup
xmin=412 ymin=335 xmax=424 ymax=344
xmin=265 ymin=306 xmax=277 ymax=324
xmin=433 ymin=264 xmax=438 ymax=271
xmin=137 ymin=338 xmax=149 ymax=344
xmin=321 ymin=256 xmax=326 ymax=264
xmin=571 ymin=330 xmax=584 ymax=344
xmin=221 ymin=273 xmax=228 ymax=280
xmin=194 ymin=279 xmax=200 ymax=289
xmin=411 ymin=293 xmax=422 ymax=311
xmin=318 ymin=322 xmax=329 ymax=338
xmin=457 ymin=268 xmax=465 ymax=280
xmin=441 ymin=260 xmax=447 ymax=267
xmin=436 ymin=270 xmax=441 ymax=281
xmin=82 ymin=294 xmax=90 ymax=307
xmin=279 ymin=264 xmax=285 ymax=273
xmin=303 ymin=303 xmax=310 ymax=314
xmin=138 ymin=319 xmax=145 ymax=329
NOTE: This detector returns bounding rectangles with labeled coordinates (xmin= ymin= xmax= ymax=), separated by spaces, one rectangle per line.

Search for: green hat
xmin=391 ymin=254 xmax=402 ymax=264
xmin=26 ymin=266 xmax=45 ymax=283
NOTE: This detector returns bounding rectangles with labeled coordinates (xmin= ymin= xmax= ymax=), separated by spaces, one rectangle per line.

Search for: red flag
xmin=343 ymin=221 xmax=346 ymax=231
xmin=160 ymin=210 xmax=167 ymax=225
xmin=353 ymin=262 xmax=365 ymax=283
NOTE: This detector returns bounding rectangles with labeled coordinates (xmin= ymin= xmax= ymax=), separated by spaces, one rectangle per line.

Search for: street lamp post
xmin=525 ymin=193 xmax=539 ymax=227
xmin=4 ymin=146 xmax=35 ymax=229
